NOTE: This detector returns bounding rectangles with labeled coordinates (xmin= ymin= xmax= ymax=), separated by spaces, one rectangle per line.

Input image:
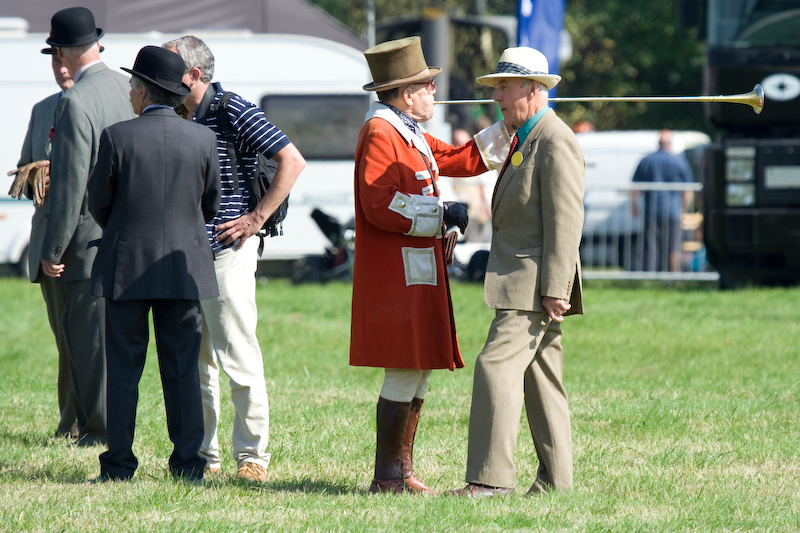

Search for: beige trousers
xmin=198 ymin=237 xmax=270 ymax=470
xmin=465 ymin=309 xmax=573 ymax=490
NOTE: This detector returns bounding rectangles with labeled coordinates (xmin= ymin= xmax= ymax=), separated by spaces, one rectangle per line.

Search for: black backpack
xmin=211 ymin=92 xmax=288 ymax=253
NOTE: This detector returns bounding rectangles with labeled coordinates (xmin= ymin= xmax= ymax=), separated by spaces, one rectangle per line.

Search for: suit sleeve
xmin=17 ymin=106 xmax=37 ymax=168
xmin=88 ymin=128 xmax=115 ymax=229
xmin=16 ymin=107 xmax=37 ymax=200
xmin=540 ymin=127 xmax=585 ymax=300
xmin=41 ymin=95 xmax=93 ymax=262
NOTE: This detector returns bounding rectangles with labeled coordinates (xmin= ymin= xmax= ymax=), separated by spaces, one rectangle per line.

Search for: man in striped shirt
xmin=163 ymin=36 xmax=306 ymax=482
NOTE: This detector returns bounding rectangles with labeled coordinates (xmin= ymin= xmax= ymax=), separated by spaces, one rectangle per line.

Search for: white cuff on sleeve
xmin=389 ymin=192 xmax=443 ymax=237
xmin=474 ymin=120 xmax=512 ymax=171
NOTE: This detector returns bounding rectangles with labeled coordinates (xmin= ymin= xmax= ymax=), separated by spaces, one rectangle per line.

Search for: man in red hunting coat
xmin=350 ymin=36 xmax=509 ymax=495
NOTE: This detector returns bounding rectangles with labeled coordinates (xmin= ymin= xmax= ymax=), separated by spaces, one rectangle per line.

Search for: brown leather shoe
xmin=237 ymin=462 xmax=267 ymax=482
xmin=404 ymin=474 xmax=436 ymax=494
xmin=446 ymin=483 xmax=514 ymax=498
xmin=527 ymin=479 xmax=550 ymax=495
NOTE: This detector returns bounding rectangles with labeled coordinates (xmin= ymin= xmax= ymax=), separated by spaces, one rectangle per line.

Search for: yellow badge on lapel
xmin=511 ymin=151 xmax=524 ymax=167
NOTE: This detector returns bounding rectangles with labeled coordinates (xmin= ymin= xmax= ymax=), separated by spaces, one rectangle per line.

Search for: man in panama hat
xmin=449 ymin=47 xmax=585 ymax=498
xmin=350 ymin=36 xmax=511 ymax=494
xmin=39 ymin=6 xmax=135 ymax=447
xmin=88 ymin=46 xmax=221 ymax=482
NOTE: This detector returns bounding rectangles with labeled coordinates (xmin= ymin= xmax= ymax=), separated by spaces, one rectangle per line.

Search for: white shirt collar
xmin=73 ymin=60 xmax=102 ymax=83
xmin=365 ymin=101 xmax=437 ymax=171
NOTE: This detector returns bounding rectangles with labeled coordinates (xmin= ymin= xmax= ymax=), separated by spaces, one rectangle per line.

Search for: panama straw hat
xmin=476 ymin=47 xmax=561 ymax=91
xmin=363 ymin=36 xmax=441 ymax=92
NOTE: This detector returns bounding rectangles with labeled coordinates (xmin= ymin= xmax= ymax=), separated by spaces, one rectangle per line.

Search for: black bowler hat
xmin=46 ymin=7 xmax=104 ymax=48
xmin=41 ymin=44 xmax=104 ymax=55
xmin=121 ymin=46 xmax=190 ymax=96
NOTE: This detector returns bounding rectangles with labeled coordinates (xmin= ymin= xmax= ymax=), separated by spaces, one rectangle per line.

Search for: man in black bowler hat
xmin=88 ymin=46 xmax=221 ymax=482
xmin=40 ymin=6 xmax=135 ymax=447
xmin=8 ymin=45 xmax=77 ymax=439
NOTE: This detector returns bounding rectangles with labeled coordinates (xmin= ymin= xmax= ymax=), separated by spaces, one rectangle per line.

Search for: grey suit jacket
xmin=42 ymin=62 xmax=135 ymax=282
xmin=88 ymin=107 xmax=221 ymax=301
xmin=484 ymin=108 xmax=585 ymax=315
xmin=17 ymin=92 xmax=60 ymax=282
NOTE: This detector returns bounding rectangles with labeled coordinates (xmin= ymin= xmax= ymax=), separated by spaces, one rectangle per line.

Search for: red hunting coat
xmin=350 ymin=103 xmax=489 ymax=370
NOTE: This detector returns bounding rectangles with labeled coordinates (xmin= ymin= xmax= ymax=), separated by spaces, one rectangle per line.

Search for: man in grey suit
xmin=39 ymin=7 xmax=135 ymax=446
xmin=10 ymin=46 xmax=78 ymax=438
xmin=449 ymin=47 xmax=585 ymax=498
xmin=88 ymin=46 xmax=221 ymax=482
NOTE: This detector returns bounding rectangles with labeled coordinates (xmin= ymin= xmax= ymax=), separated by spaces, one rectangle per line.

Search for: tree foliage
xmin=558 ymin=1 xmax=707 ymax=132
xmin=308 ymin=0 xmax=708 ymax=132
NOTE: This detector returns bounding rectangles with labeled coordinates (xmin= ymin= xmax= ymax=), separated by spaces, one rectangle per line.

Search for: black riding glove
xmin=443 ymin=201 xmax=469 ymax=234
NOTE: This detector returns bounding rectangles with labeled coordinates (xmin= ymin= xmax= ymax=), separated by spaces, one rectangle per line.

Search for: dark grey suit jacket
xmin=42 ymin=62 xmax=135 ymax=282
xmin=88 ymin=107 xmax=221 ymax=301
xmin=18 ymin=92 xmax=60 ymax=282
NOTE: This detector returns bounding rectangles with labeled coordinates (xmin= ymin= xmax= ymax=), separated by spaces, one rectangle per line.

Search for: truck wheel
xmin=718 ymin=270 xmax=749 ymax=290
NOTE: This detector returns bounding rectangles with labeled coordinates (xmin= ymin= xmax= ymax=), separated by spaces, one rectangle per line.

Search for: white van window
xmin=261 ymin=95 xmax=370 ymax=160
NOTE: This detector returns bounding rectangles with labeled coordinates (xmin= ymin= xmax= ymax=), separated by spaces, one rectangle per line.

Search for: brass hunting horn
xmin=434 ymin=84 xmax=765 ymax=114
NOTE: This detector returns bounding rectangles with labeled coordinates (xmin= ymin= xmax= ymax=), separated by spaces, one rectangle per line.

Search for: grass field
xmin=1 ymin=276 xmax=798 ymax=532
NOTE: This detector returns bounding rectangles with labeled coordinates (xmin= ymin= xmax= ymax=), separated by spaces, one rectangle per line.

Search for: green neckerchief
xmin=515 ymin=107 xmax=549 ymax=145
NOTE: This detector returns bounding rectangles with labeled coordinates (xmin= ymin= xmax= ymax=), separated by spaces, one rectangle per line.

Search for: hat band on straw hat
xmin=495 ymin=62 xmax=549 ymax=77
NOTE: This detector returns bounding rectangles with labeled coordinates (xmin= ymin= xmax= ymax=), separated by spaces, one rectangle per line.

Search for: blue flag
xmin=517 ymin=0 xmax=566 ymax=77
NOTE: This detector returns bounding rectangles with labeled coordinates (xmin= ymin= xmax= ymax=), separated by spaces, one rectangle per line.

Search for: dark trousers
xmin=99 ymin=298 xmax=206 ymax=480
xmin=642 ymin=215 xmax=682 ymax=272
xmin=62 ymin=279 xmax=106 ymax=445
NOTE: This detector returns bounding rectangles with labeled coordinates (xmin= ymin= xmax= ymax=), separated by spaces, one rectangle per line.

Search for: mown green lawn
xmin=0 ymin=277 xmax=798 ymax=532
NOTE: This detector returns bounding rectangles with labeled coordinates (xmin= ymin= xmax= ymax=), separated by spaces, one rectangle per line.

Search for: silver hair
xmin=161 ymin=35 xmax=214 ymax=83
xmin=130 ymin=75 xmax=185 ymax=108
xmin=58 ymin=42 xmax=95 ymax=61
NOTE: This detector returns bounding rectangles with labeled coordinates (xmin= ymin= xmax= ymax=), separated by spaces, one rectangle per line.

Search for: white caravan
xmin=0 ymin=30 xmax=371 ymax=277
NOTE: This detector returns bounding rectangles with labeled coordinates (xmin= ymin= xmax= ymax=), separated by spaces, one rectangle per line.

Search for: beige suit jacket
xmin=484 ymin=108 xmax=585 ymax=315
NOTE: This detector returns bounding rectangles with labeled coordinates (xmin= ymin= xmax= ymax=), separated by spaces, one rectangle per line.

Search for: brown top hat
xmin=363 ymin=36 xmax=441 ymax=92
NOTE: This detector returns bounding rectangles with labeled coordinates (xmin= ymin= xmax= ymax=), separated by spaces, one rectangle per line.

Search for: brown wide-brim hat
xmin=363 ymin=36 xmax=441 ymax=92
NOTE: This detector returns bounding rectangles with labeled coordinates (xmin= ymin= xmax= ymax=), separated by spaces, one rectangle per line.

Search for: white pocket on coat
xmin=402 ymin=247 xmax=437 ymax=286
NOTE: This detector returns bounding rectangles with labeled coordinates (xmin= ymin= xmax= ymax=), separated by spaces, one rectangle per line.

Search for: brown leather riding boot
xmin=401 ymin=397 xmax=435 ymax=494
xmin=369 ymin=397 xmax=411 ymax=494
